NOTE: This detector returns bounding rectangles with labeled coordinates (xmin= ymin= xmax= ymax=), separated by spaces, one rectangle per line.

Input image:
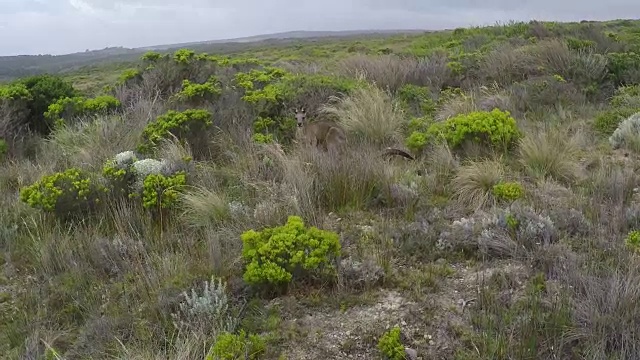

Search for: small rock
xmin=405 ymin=347 xmax=418 ymax=360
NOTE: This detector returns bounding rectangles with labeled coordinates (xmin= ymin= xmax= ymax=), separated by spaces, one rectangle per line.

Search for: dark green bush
xmin=396 ymin=84 xmax=436 ymax=118
xmin=607 ymin=52 xmax=640 ymax=86
xmin=18 ymin=74 xmax=78 ymax=135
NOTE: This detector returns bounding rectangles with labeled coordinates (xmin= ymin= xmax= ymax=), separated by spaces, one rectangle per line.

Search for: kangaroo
xmin=295 ymin=107 xmax=346 ymax=154
xmin=294 ymin=107 xmax=415 ymax=160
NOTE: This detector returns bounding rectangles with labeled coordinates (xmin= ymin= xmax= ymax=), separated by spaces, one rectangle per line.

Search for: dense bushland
xmin=2 ymin=18 xmax=640 ymax=360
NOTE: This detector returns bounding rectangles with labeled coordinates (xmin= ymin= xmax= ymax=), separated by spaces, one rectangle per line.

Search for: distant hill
xmin=138 ymin=29 xmax=427 ymax=50
xmin=0 ymin=29 xmax=427 ymax=81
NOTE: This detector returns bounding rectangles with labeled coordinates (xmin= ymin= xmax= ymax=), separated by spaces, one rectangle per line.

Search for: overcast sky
xmin=0 ymin=0 xmax=639 ymax=56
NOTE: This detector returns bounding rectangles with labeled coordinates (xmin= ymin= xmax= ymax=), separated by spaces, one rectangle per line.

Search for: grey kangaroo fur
xmin=294 ymin=107 xmax=415 ymax=160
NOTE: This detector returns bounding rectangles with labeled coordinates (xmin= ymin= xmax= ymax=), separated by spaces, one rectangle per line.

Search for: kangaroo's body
xmin=294 ymin=107 xmax=415 ymax=160
xmin=295 ymin=108 xmax=346 ymax=154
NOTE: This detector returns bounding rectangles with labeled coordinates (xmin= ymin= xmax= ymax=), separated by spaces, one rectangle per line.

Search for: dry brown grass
xmin=479 ymin=43 xmax=537 ymax=86
xmin=452 ymin=157 xmax=506 ymax=211
xmin=337 ymin=54 xmax=419 ymax=92
xmin=518 ymin=126 xmax=582 ymax=184
xmin=320 ymin=83 xmax=405 ymax=146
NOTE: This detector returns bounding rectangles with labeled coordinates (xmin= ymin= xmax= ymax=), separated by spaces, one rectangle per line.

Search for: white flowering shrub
xmin=609 ymin=112 xmax=640 ymax=151
xmin=171 ymin=276 xmax=239 ymax=336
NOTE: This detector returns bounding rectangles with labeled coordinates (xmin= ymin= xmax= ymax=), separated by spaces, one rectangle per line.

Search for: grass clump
xmin=518 ymin=128 xmax=581 ymax=184
xmin=321 ymin=83 xmax=405 ymax=145
xmin=452 ymin=158 xmax=505 ymax=210
xmin=377 ymin=325 xmax=406 ymax=360
xmin=19 ymin=167 xmax=106 ymax=219
xmin=241 ymin=215 xmax=341 ymax=293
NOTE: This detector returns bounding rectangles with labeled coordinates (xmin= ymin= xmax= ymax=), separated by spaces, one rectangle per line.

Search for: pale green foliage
xmin=171 ymin=276 xmax=238 ymax=336
xmin=377 ymin=326 xmax=406 ymax=360
xmin=206 ymin=330 xmax=266 ymax=360
xmin=610 ymin=112 xmax=640 ymax=152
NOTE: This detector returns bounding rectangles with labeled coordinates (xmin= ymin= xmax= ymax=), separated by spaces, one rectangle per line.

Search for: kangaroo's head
xmin=294 ymin=107 xmax=306 ymax=128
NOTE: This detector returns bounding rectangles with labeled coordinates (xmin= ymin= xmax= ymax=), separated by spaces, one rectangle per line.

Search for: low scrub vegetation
xmin=2 ymin=18 xmax=640 ymax=360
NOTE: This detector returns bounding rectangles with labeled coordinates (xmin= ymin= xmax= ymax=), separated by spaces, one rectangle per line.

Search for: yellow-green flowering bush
xmin=102 ymin=151 xmax=139 ymax=197
xmin=138 ymin=109 xmax=213 ymax=155
xmin=377 ymin=326 xmax=405 ymax=360
xmin=44 ymin=95 xmax=121 ymax=126
xmin=492 ymin=181 xmax=525 ymax=202
xmin=405 ymin=131 xmax=429 ymax=153
xmin=241 ymin=216 xmax=341 ymax=291
xmin=625 ymin=230 xmax=640 ymax=253
xmin=427 ymin=108 xmax=521 ymax=151
xmin=19 ymin=168 xmax=106 ymax=219
xmin=117 ymin=68 xmax=142 ymax=85
xmin=140 ymin=171 xmax=187 ymax=210
xmin=172 ymin=76 xmax=222 ymax=105
xmin=205 ymin=330 xmax=266 ymax=360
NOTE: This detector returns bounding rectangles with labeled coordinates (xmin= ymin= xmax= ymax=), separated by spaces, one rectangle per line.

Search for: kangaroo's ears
xmin=301 ymin=107 xmax=306 ymax=113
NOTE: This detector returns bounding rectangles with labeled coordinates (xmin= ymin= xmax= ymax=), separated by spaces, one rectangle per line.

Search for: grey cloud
xmin=1 ymin=0 xmax=640 ymax=56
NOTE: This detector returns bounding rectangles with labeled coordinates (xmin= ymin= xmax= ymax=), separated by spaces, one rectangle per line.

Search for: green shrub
xmin=0 ymin=138 xmax=7 ymax=160
xmin=625 ymin=230 xmax=640 ymax=253
xmin=173 ymin=48 xmax=196 ymax=65
xmin=140 ymin=171 xmax=187 ymax=210
xmin=427 ymin=108 xmax=521 ymax=151
xmin=236 ymin=69 xmax=361 ymax=144
xmin=0 ymin=83 xmax=32 ymax=101
xmin=405 ymin=131 xmax=429 ymax=153
xmin=138 ymin=109 xmax=213 ymax=155
xmin=102 ymin=151 xmax=140 ymax=197
xmin=492 ymin=182 xmax=525 ymax=202
xmin=83 ymin=95 xmax=121 ymax=113
xmin=610 ymin=85 xmax=640 ymax=108
xmin=396 ymin=84 xmax=436 ymax=118
xmin=594 ymin=107 xmax=640 ymax=135
xmin=251 ymin=133 xmax=274 ymax=144
xmin=404 ymin=116 xmax=433 ymax=153
xmin=206 ymin=330 xmax=266 ymax=360
xmin=117 ymin=68 xmax=142 ymax=85
xmin=19 ymin=168 xmax=106 ymax=218
xmin=241 ymin=216 xmax=341 ymax=290
xmin=565 ymin=37 xmax=596 ymax=51
xmin=377 ymin=326 xmax=406 ymax=360
xmin=44 ymin=95 xmax=121 ymax=126
xmin=141 ymin=51 xmax=163 ymax=63
xmin=172 ymin=77 xmax=221 ymax=105
xmin=17 ymin=74 xmax=78 ymax=135
xmin=607 ymin=52 xmax=640 ymax=85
